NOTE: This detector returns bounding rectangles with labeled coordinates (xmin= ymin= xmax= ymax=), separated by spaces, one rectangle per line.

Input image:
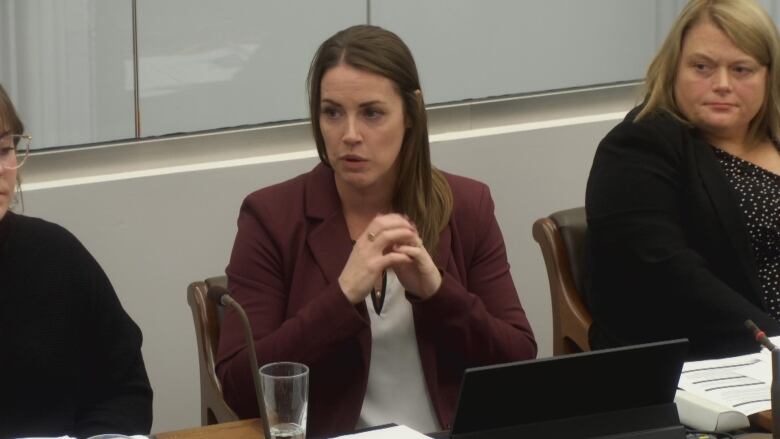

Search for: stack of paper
xmin=676 ymin=337 xmax=780 ymax=432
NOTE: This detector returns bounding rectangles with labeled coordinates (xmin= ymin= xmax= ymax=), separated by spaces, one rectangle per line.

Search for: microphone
xmin=209 ymin=285 xmax=272 ymax=439
xmin=745 ymin=319 xmax=780 ymax=438
xmin=745 ymin=319 xmax=779 ymax=352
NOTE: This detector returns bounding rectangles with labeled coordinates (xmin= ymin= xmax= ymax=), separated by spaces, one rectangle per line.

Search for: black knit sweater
xmin=0 ymin=212 xmax=152 ymax=438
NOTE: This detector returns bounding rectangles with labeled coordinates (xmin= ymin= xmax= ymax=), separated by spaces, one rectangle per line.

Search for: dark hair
xmin=0 ymin=84 xmax=24 ymax=137
xmin=307 ymin=25 xmax=452 ymax=253
xmin=0 ymin=84 xmax=24 ymax=202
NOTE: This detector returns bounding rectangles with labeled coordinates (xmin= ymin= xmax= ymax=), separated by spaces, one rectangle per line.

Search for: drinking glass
xmin=259 ymin=361 xmax=309 ymax=439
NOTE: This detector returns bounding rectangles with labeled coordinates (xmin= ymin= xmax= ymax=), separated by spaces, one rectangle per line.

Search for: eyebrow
xmin=685 ymin=53 xmax=715 ymax=61
xmin=686 ymin=52 xmax=758 ymax=64
xmin=320 ymin=98 xmax=384 ymax=108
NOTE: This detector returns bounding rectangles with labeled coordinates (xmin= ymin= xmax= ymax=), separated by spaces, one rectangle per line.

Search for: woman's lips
xmin=705 ymin=102 xmax=736 ymax=110
xmin=340 ymin=155 xmax=368 ymax=170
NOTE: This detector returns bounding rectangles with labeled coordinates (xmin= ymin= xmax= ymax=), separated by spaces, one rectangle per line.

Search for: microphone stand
xmin=773 ymin=347 xmax=780 ymax=439
xmin=745 ymin=320 xmax=780 ymax=439
xmin=211 ymin=286 xmax=273 ymax=439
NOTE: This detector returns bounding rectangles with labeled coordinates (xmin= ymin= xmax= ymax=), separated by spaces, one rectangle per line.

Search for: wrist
xmin=338 ymin=276 xmax=362 ymax=305
xmin=420 ymin=272 xmax=442 ymax=300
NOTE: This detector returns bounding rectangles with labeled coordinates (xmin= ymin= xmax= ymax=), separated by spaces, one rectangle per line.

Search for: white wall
xmin=18 ymin=86 xmax=637 ymax=433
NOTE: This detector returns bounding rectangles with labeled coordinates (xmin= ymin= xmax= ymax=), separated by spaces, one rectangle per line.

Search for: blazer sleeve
xmin=411 ymin=183 xmax=537 ymax=366
xmin=586 ymin=117 xmax=780 ymax=357
xmin=216 ymin=195 xmax=367 ymax=418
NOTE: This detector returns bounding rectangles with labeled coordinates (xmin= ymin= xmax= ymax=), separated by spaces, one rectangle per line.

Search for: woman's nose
xmin=343 ymin=116 xmax=361 ymax=144
xmin=712 ymin=68 xmax=732 ymax=93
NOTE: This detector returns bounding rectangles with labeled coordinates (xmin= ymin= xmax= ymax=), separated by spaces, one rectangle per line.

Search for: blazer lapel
xmin=304 ymin=164 xmax=354 ymax=286
xmin=304 ymin=164 xmax=372 ymax=375
xmin=434 ymin=223 xmax=453 ymax=271
xmin=693 ymin=138 xmax=764 ymax=303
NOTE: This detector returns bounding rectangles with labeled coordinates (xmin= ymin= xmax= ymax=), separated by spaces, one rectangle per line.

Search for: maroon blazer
xmin=216 ymin=163 xmax=536 ymax=437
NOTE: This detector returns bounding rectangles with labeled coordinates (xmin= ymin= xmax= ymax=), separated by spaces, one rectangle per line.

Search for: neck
xmin=704 ymin=129 xmax=759 ymax=156
xmin=336 ymin=179 xmax=394 ymax=216
xmin=336 ymin=178 xmax=395 ymax=238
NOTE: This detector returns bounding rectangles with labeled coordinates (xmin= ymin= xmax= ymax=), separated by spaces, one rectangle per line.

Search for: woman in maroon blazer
xmin=216 ymin=25 xmax=536 ymax=437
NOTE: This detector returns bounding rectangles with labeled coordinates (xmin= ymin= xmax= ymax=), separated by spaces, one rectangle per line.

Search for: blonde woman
xmin=586 ymin=0 xmax=780 ymax=359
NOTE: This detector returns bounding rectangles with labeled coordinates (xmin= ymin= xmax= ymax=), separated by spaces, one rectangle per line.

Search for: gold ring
xmin=367 ymin=232 xmax=377 ymax=242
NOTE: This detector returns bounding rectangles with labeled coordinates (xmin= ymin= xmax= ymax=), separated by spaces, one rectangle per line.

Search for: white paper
xmin=331 ymin=425 xmax=431 ymax=438
xmin=675 ymin=389 xmax=750 ymax=432
xmin=678 ymin=351 xmax=772 ymax=416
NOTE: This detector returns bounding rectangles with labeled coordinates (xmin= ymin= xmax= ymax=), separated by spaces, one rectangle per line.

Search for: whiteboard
xmin=137 ymin=0 xmax=366 ymax=137
xmin=371 ymin=0 xmax=658 ymax=104
xmin=0 ymin=0 xmax=134 ymax=150
xmin=8 ymin=0 xmax=780 ymax=149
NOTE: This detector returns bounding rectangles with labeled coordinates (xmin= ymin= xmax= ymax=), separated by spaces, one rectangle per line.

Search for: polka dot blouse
xmin=712 ymin=145 xmax=780 ymax=319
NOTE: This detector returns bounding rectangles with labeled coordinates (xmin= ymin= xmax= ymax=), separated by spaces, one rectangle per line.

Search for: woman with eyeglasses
xmin=0 ymin=84 xmax=153 ymax=437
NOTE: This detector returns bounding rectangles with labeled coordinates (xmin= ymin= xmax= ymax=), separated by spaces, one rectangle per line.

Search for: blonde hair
xmin=637 ymin=0 xmax=780 ymax=145
xmin=307 ymin=25 xmax=453 ymax=254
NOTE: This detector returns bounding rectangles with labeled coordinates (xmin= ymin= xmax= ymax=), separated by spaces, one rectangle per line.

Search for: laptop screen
xmin=450 ymin=339 xmax=689 ymax=435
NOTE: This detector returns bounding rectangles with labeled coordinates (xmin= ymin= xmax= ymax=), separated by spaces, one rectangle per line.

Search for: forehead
xmin=681 ymin=19 xmax=759 ymax=63
xmin=320 ymin=64 xmax=401 ymax=102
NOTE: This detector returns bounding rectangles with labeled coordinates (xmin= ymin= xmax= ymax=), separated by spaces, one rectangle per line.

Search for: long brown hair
xmin=637 ymin=0 xmax=780 ymax=145
xmin=307 ymin=25 xmax=453 ymax=254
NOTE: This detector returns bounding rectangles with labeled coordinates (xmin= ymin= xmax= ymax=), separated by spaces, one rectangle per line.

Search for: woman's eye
xmin=321 ymin=107 xmax=341 ymax=119
xmin=693 ymin=63 xmax=712 ymax=73
xmin=363 ymin=108 xmax=384 ymax=119
xmin=0 ymin=146 xmax=13 ymax=157
xmin=733 ymin=65 xmax=755 ymax=76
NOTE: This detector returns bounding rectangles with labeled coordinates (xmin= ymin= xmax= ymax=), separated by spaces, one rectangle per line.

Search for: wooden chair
xmin=187 ymin=275 xmax=239 ymax=425
xmin=532 ymin=207 xmax=593 ymax=355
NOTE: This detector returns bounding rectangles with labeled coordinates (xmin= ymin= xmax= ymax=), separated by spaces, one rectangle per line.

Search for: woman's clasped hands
xmin=338 ymin=213 xmax=442 ymax=305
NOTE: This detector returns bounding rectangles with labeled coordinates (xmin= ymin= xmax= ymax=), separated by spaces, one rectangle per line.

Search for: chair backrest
xmin=532 ymin=207 xmax=593 ymax=355
xmin=187 ymin=275 xmax=239 ymax=425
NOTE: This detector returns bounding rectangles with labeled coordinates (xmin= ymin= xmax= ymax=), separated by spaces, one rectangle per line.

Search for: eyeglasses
xmin=0 ymin=133 xmax=31 ymax=170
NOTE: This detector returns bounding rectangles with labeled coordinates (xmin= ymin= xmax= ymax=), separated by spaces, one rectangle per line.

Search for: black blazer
xmin=585 ymin=107 xmax=780 ymax=360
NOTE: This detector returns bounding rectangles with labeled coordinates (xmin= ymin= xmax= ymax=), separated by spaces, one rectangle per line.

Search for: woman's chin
xmin=336 ymin=173 xmax=376 ymax=190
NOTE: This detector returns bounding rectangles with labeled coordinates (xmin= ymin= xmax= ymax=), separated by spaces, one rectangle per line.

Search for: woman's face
xmin=674 ymin=19 xmax=767 ymax=144
xmin=0 ymin=129 xmax=18 ymax=220
xmin=319 ymin=63 xmax=407 ymax=195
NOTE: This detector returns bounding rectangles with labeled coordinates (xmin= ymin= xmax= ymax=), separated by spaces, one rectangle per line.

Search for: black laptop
xmin=446 ymin=339 xmax=689 ymax=439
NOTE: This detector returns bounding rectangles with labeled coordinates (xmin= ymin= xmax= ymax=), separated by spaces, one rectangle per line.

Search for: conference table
xmin=154 ymin=420 xmax=453 ymax=439
xmin=154 ymin=419 xmax=265 ymax=439
xmin=154 ymin=413 xmax=775 ymax=439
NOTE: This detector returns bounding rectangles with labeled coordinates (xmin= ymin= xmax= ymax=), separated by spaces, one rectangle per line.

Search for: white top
xmin=356 ymin=271 xmax=439 ymax=433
